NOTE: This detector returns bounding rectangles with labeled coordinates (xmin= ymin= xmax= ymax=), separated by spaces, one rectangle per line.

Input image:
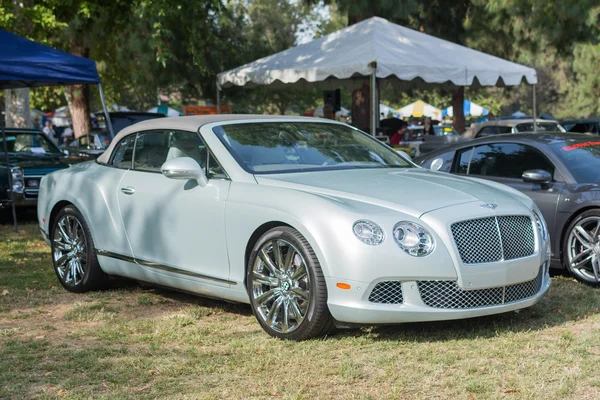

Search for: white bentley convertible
xmin=38 ymin=116 xmax=551 ymax=340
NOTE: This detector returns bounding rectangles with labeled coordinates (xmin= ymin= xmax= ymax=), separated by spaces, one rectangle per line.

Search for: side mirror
xmin=522 ymin=169 xmax=552 ymax=187
xmin=161 ymin=157 xmax=208 ymax=187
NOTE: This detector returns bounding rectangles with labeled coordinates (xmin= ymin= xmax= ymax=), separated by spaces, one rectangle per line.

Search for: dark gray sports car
xmin=414 ymin=133 xmax=600 ymax=286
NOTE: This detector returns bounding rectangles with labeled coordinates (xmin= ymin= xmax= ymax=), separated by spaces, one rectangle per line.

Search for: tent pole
xmin=532 ymin=84 xmax=537 ymax=133
xmin=370 ymin=62 xmax=378 ymax=137
xmin=98 ymin=83 xmax=114 ymax=138
xmin=1 ymin=124 xmax=18 ymax=233
xmin=216 ymin=81 xmax=221 ymax=114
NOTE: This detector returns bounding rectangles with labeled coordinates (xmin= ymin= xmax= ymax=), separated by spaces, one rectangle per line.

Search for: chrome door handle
xmin=120 ymin=186 xmax=135 ymax=195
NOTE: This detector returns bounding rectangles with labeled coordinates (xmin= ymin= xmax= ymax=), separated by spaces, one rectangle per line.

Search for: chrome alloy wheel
xmin=567 ymin=216 xmax=600 ymax=282
xmin=53 ymin=215 xmax=88 ymax=287
xmin=250 ymin=239 xmax=311 ymax=334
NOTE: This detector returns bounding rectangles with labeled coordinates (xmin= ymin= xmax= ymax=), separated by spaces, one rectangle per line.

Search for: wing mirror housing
xmin=522 ymin=169 xmax=552 ymax=188
xmin=161 ymin=157 xmax=208 ymax=187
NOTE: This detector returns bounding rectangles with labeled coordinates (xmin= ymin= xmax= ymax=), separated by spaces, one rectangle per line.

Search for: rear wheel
xmin=247 ymin=226 xmax=334 ymax=340
xmin=563 ymin=209 xmax=600 ymax=287
xmin=51 ymin=206 xmax=107 ymax=292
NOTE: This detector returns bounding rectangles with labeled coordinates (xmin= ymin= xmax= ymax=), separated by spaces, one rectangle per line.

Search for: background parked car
xmin=463 ymin=119 xmax=566 ymax=138
xmin=561 ymin=118 xmax=600 ymax=135
xmin=415 ymin=132 xmax=600 ymax=286
xmin=0 ymin=128 xmax=69 ymax=212
xmin=61 ymin=131 xmax=110 ymax=160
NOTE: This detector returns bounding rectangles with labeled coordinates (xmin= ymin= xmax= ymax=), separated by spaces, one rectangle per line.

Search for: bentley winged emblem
xmin=480 ymin=203 xmax=498 ymax=210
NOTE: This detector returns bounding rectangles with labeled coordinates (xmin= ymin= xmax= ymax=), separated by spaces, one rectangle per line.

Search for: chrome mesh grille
xmin=451 ymin=216 xmax=535 ymax=264
xmin=368 ymin=281 xmax=403 ymax=304
xmin=418 ymin=267 xmax=544 ymax=309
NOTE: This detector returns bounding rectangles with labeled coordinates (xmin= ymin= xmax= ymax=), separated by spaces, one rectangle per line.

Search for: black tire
xmin=246 ymin=226 xmax=335 ymax=340
xmin=562 ymin=209 xmax=600 ymax=287
xmin=50 ymin=205 xmax=108 ymax=293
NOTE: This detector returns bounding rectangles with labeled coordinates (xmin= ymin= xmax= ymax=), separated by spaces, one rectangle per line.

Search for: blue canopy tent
xmin=0 ymin=29 xmax=114 ymax=231
xmin=441 ymin=99 xmax=489 ymax=118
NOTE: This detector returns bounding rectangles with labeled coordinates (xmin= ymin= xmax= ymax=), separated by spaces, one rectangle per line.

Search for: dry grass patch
xmin=1 ymin=223 xmax=600 ymax=399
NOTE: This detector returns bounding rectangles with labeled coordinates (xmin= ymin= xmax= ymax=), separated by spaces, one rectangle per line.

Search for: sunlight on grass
xmin=1 ymin=223 xmax=600 ymax=399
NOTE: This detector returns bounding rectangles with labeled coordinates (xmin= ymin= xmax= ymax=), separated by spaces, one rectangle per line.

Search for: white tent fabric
xmin=218 ymin=16 xmax=537 ymax=89
xmin=313 ymin=105 xmax=350 ymax=117
xmin=396 ymin=100 xmax=441 ymax=119
xmin=379 ymin=103 xmax=395 ymax=118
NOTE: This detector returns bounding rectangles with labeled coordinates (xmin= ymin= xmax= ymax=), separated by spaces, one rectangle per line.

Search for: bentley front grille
xmin=451 ymin=215 xmax=535 ymax=264
xmin=417 ymin=267 xmax=544 ymax=309
xmin=368 ymin=281 xmax=404 ymax=304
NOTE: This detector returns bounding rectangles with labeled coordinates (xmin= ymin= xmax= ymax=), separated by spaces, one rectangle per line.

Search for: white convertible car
xmin=38 ymin=115 xmax=551 ymax=340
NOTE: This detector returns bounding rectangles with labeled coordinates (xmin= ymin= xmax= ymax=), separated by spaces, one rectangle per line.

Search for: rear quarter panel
xmin=38 ymin=162 xmax=130 ymax=255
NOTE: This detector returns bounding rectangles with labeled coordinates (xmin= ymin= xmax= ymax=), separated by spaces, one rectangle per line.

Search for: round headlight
xmin=393 ymin=221 xmax=435 ymax=257
xmin=12 ymin=180 xmax=24 ymax=193
xmin=352 ymin=220 xmax=385 ymax=246
xmin=11 ymin=167 xmax=23 ymax=180
xmin=532 ymin=209 xmax=548 ymax=241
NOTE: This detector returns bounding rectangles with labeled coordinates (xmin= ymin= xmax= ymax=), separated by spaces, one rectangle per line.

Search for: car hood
xmin=255 ymin=168 xmax=530 ymax=217
xmin=7 ymin=154 xmax=69 ymax=174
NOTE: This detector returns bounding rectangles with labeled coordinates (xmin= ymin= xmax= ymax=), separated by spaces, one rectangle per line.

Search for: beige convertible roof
xmin=96 ymin=114 xmax=322 ymax=164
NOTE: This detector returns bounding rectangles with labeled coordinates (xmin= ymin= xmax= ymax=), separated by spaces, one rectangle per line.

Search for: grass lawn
xmin=1 ymin=223 xmax=600 ymax=399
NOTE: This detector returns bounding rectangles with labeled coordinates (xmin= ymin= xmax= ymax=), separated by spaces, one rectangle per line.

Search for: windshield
xmin=550 ymin=139 xmax=600 ymax=183
xmin=213 ymin=122 xmax=412 ymax=174
xmin=514 ymin=122 xmax=564 ymax=132
xmin=0 ymin=132 xmax=61 ymax=155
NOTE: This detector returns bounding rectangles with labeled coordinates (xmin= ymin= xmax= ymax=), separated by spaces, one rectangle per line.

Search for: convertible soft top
xmin=96 ymin=114 xmax=338 ymax=164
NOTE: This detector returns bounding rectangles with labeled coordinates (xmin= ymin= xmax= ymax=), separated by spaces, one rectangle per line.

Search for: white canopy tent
xmin=218 ymin=16 xmax=538 ymax=135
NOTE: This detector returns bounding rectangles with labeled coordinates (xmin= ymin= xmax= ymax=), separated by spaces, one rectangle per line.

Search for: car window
xmin=514 ymin=122 xmax=561 ymax=132
xmin=213 ymin=122 xmax=411 ymax=174
xmin=476 ymin=126 xmax=498 ymax=137
xmin=420 ymin=150 xmax=455 ymax=173
xmin=110 ymin=135 xmax=136 ymax=168
xmin=465 ymin=143 xmax=555 ymax=179
xmin=456 ymin=147 xmax=473 ymax=174
xmin=134 ymin=131 xmax=170 ymax=172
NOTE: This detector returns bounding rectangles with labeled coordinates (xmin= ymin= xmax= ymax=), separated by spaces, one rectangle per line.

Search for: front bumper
xmin=326 ymin=264 xmax=551 ymax=324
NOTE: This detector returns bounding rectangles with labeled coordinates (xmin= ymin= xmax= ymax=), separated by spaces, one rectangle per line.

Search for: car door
xmin=454 ymin=142 xmax=565 ymax=236
xmin=117 ymin=129 xmax=233 ymax=287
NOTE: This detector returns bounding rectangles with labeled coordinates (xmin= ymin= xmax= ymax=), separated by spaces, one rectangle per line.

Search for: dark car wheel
xmin=563 ymin=209 xmax=600 ymax=287
xmin=51 ymin=205 xmax=108 ymax=293
xmin=246 ymin=226 xmax=334 ymax=340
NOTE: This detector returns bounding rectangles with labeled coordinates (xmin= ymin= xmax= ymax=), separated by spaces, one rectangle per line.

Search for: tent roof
xmin=0 ymin=29 xmax=100 ymax=89
xmin=218 ymin=17 xmax=536 ymax=90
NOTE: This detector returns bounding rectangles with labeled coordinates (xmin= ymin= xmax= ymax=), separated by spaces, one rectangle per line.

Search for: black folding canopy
xmin=0 ymin=29 xmax=114 ymax=231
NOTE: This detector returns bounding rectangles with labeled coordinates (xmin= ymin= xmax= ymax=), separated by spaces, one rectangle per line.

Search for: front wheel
xmin=247 ymin=226 xmax=334 ymax=340
xmin=51 ymin=205 xmax=108 ymax=293
xmin=563 ymin=209 xmax=600 ymax=287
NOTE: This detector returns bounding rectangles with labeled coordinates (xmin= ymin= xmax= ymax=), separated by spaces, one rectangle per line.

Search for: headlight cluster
xmin=393 ymin=222 xmax=435 ymax=257
xmin=352 ymin=219 xmax=435 ymax=257
xmin=352 ymin=220 xmax=385 ymax=246
xmin=10 ymin=167 xmax=24 ymax=194
xmin=532 ymin=209 xmax=548 ymax=242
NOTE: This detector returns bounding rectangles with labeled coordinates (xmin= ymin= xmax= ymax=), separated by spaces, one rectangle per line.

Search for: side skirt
xmin=96 ymin=249 xmax=237 ymax=286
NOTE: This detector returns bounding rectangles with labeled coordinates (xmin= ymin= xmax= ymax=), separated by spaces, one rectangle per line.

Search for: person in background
xmin=423 ymin=117 xmax=435 ymax=135
xmin=61 ymin=124 xmax=74 ymax=145
xmin=323 ymin=104 xmax=335 ymax=120
xmin=390 ymin=120 xmax=408 ymax=145
xmin=487 ymin=112 xmax=495 ymax=121
xmin=42 ymin=120 xmax=56 ymax=144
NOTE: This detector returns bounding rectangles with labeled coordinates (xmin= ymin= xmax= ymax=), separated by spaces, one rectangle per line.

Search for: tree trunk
xmin=4 ymin=88 xmax=30 ymax=128
xmin=69 ymin=41 xmax=92 ymax=139
xmin=452 ymin=87 xmax=465 ymax=134
xmin=351 ymin=83 xmax=370 ymax=132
